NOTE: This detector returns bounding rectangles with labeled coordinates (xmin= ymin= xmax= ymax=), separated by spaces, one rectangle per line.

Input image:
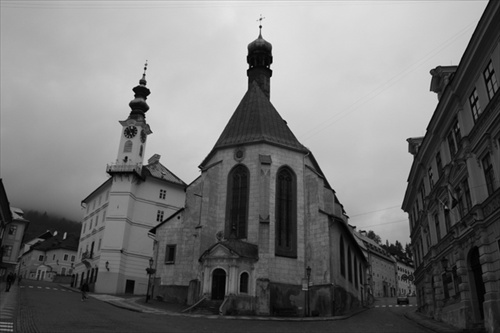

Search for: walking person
xmin=5 ymin=272 xmax=14 ymax=292
xmin=81 ymin=281 xmax=89 ymax=301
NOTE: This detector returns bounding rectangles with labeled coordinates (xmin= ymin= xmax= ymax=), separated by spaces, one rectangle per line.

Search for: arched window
xmin=240 ymin=272 xmax=249 ymax=293
xmin=124 ymin=140 xmax=133 ymax=153
xmin=340 ymin=236 xmax=346 ymax=277
xmin=226 ymin=165 xmax=249 ymax=239
xmin=139 ymin=145 xmax=143 ymax=157
xmin=275 ymin=167 xmax=297 ymax=257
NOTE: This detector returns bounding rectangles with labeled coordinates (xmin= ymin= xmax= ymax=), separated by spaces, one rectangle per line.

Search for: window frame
xmin=225 ymin=164 xmax=250 ymax=239
xmin=483 ymin=60 xmax=499 ymax=100
xmin=469 ymin=88 xmax=482 ymax=122
xmin=275 ymin=166 xmax=297 ymax=258
xmin=165 ymin=244 xmax=176 ymax=264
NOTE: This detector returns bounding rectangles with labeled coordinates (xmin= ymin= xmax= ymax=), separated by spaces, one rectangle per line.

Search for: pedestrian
xmin=17 ymin=275 xmax=22 ymax=285
xmin=81 ymin=281 xmax=89 ymax=301
xmin=5 ymin=272 xmax=13 ymax=292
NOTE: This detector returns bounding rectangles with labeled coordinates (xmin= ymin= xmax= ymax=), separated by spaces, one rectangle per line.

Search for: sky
xmin=0 ymin=0 xmax=489 ymax=246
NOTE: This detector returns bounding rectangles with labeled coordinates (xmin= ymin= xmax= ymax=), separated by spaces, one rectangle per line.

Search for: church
xmin=149 ymin=26 xmax=368 ymax=317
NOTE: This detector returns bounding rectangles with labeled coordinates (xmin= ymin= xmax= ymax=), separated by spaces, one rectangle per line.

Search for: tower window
xmin=139 ymin=145 xmax=143 ymax=157
xmin=225 ymin=164 xmax=249 ymax=239
xmin=157 ymin=210 xmax=164 ymax=222
xmin=275 ymin=166 xmax=297 ymax=257
xmin=124 ymin=140 xmax=133 ymax=153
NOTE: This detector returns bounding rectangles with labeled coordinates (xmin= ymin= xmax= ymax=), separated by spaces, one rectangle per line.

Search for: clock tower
xmin=114 ymin=63 xmax=152 ymax=170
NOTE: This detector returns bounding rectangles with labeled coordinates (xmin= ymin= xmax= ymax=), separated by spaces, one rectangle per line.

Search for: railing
xmin=106 ymin=164 xmax=142 ymax=175
xmin=81 ymin=251 xmax=93 ymax=260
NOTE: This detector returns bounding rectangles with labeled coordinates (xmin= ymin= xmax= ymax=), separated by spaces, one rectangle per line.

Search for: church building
xmin=73 ymin=66 xmax=187 ymax=295
xmin=149 ymin=27 xmax=368 ymax=317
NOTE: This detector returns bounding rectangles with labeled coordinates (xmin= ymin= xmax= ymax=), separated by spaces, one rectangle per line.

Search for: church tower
xmin=114 ymin=63 xmax=152 ymax=169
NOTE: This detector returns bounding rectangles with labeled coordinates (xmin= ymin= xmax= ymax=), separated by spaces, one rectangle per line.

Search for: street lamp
xmin=145 ymin=257 xmax=155 ymax=303
xmin=306 ymin=266 xmax=312 ymax=317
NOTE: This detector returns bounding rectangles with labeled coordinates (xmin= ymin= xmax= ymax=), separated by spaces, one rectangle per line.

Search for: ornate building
xmin=402 ymin=2 xmax=500 ymax=332
xmin=73 ymin=67 xmax=186 ymax=295
xmin=150 ymin=26 xmax=368 ymax=317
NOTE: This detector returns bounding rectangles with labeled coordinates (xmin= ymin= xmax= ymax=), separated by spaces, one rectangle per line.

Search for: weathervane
xmin=143 ymin=60 xmax=148 ymax=76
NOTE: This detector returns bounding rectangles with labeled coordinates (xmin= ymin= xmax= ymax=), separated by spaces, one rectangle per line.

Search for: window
xmin=8 ymin=225 xmax=17 ymax=236
xmin=98 ymin=238 xmax=102 ymax=251
xmin=38 ymin=255 xmax=44 ymax=262
xmin=469 ymin=89 xmax=482 ymax=122
xmin=447 ymin=132 xmax=457 ymax=157
xmin=157 ymin=210 xmax=164 ymax=222
xmin=348 ymin=247 xmax=352 ymax=283
xmin=484 ymin=60 xmax=499 ymax=100
xmin=82 ymin=222 xmax=86 ymax=234
xmin=436 ymin=151 xmax=443 ymax=178
xmin=71 ymin=255 xmax=75 ymax=262
xmin=428 ymin=167 xmax=434 ymax=189
xmin=275 ymin=167 xmax=297 ymax=257
xmin=61 ymin=267 xmax=66 ymax=276
xmin=165 ymin=244 xmax=176 ymax=264
xmin=95 ymin=215 xmax=99 ymax=226
xmin=124 ymin=140 xmax=133 ymax=153
xmin=340 ymin=236 xmax=346 ymax=277
xmin=64 ymin=254 xmax=69 ymax=261
xmin=434 ymin=213 xmax=441 ymax=241
xmin=226 ymin=165 xmax=249 ymax=239
xmin=455 ymin=178 xmax=472 ymax=218
xmin=444 ymin=207 xmax=451 ymax=233
xmin=354 ymin=257 xmax=358 ymax=288
xmin=482 ymin=153 xmax=496 ymax=195
xmin=159 ymin=189 xmax=167 ymax=200
xmin=52 ymin=254 xmax=56 ymax=260
xmin=3 ymin=245 xmax=13 ymax=258
xmin=139 ymin=145 xmax=143 ymax=157
xmin=240 ymin=272 xmax=249 ymax=293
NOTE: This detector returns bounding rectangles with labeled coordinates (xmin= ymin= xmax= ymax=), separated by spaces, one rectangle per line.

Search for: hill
xmin=21 ymin=210 xmax=81 ymax=242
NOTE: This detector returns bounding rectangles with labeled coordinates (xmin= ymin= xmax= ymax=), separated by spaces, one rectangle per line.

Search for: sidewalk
xmin=404 ymin=311 xmax=464 ymax=333
xmin=0 ymin=281 xmax=18 ymax=333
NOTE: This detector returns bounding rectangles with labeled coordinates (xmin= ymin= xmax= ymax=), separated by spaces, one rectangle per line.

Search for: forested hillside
xmin=21 ymin=210 xmax=81 ymax=242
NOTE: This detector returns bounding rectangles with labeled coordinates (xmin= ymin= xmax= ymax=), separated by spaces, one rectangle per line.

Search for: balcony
xmin=106 ymin=163 xmax=142 ymax=176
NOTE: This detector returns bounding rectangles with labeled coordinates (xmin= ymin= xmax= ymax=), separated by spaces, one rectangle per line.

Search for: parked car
xmin=397 ymin=295 xmax=409 ymax=305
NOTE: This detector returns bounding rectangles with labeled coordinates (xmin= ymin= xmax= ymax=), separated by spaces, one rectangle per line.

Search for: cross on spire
xmin=257 ymin=14 xmax=265 ymax=31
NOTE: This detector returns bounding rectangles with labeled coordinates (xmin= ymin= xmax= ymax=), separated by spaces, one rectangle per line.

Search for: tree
xmin=366 ymin=230 xmax=381 ymax=244
xmin=405 ymin=243 xmax=412 ymax=258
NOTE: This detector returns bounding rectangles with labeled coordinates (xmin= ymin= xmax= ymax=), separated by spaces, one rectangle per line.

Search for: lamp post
xmin=145 ymin=257 xmax=155 ymax=303
xmin=306 ymin=266 xmax=311 ymax=317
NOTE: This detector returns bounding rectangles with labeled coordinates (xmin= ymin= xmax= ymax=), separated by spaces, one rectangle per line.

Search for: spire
xmin=247 ymin=16 xmax=273 ymax=99
xmin=128 ymin=61 xmax=150 ymax=121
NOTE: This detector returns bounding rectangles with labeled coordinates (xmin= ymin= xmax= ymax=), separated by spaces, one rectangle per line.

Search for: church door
xmin=469 ymin=247 xmax=485 ymax=320
xmin=211 ymin=269 xmax=226 ymax=300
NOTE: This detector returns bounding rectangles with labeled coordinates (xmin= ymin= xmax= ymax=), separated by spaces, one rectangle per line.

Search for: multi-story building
xmin=149 ymin=26 xmax=368 ymax=317
xmin=0 ymin=206 xmax=29 ymax=278
xmin=395 ymin=256 xmax=415 ymax=297
xmin=18 ymin=232 xmax=78 ymax=281
xmin=355 ymin=230 xmax=397 ymax=298
xmin=402 ymin=2 xmax=500 ymax=332
xmin=73 ymin=68 xmax=187 ymax=295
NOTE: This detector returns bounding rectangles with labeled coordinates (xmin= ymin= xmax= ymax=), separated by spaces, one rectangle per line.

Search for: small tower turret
xmin=247 ymin=18 xmax=273 ymax=99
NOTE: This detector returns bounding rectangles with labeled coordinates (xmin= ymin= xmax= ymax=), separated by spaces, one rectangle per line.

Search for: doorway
xmin=468 ymin=247 xmax=485 ymax=320
xmin=125 ymin=279 xmax=135 ymax=294
xmin=211 ymin=269 xmax=226 ymax=300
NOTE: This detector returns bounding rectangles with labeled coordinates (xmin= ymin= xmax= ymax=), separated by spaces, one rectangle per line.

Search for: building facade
xmin=395 ymin=256 xmax=415 ymax=297
xmin=73 ymin=70 xmax=187 ymax=295
xmin=149 ymin=27 xmax=368 ymax=317
xmin=18 ymin=232 xmax=78 ymax=281
xmin=402 ymin=2 xmax=500 ymax=332
xmin=0 ymin=207 xmax=29 ymax=279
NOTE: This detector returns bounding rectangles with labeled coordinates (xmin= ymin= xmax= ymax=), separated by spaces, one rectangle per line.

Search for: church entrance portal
xmin=468 ymin=246 xmax=485 ymax=321
xmin=211 ymin=269 xmax=226 ymax=300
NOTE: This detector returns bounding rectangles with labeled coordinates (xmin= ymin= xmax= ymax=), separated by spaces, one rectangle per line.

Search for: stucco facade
xmin=402 ymin=2 xmax=500 ymax=332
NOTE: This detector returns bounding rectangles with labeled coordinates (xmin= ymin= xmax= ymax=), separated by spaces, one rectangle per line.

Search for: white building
xmin=73 ymin=69 xmax=186 ymax=295
xmin=395 ymin=257 xmax=415 ymax=297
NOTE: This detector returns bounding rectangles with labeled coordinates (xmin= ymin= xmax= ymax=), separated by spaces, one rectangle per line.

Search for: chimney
xmin=148 ymin=154 xmax=161 ymax=164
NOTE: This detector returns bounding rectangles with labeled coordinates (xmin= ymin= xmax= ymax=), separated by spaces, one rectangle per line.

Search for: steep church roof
xmin=213 ymin=81 xmax=307 ymax=152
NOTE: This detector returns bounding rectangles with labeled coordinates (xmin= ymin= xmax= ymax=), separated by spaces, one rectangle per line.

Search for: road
xmin=15 ymin=280 xmax=431 ymax=333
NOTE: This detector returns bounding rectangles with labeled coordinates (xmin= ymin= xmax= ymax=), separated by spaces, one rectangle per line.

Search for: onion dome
xmin=128 ymin=62 xmax=151 ymax=120
xmin=247 ymin=26 xmax=273 ymax=69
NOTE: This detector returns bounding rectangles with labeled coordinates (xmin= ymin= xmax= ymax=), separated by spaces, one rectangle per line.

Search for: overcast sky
xmin=0 ymin=1 xmax=488 ymax=246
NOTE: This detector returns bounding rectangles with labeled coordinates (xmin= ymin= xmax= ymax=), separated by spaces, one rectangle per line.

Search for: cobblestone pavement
xmin=0 ymin=282 xmax=17 ymax=333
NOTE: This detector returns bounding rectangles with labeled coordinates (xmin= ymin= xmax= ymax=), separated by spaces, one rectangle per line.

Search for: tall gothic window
xmin=226 ymin=164 xmax=249 ymax=239
xmin=275 ymin=167 xmax=297 ymax=257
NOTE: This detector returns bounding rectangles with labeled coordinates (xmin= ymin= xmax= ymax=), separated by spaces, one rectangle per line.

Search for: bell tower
xmin=112 ymin=63 xmax=152 ymax=172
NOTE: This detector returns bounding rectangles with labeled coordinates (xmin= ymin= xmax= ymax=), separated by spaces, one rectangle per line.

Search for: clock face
xmin=140 ymin=130 xmax=147 ymax=143
xmin=124 ymin=126 xmax=137 ymax=139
